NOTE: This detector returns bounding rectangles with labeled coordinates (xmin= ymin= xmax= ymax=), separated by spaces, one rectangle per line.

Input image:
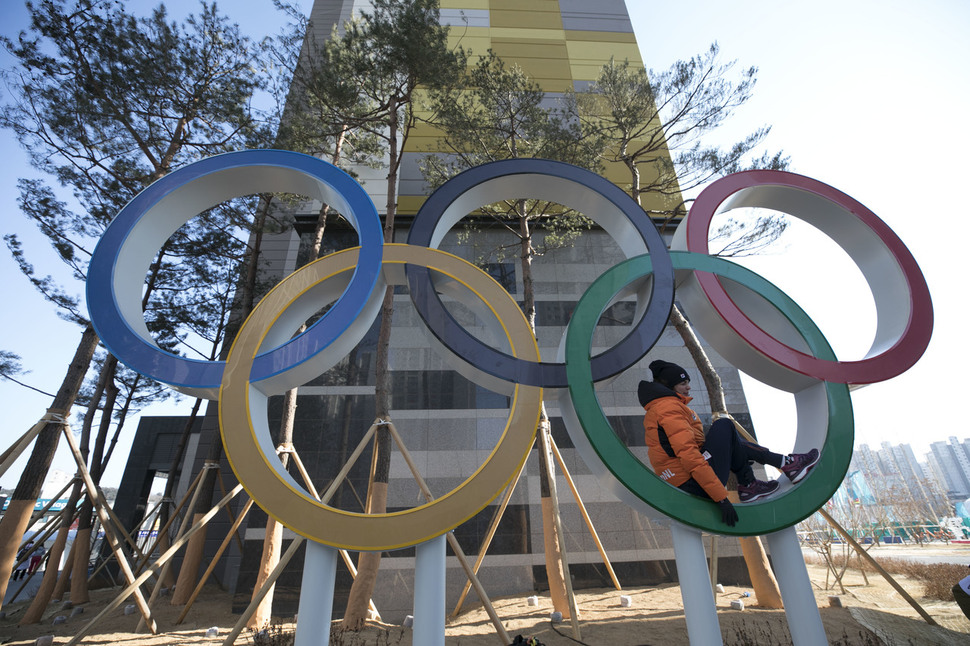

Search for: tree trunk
xmin=247 ymin=517 xmax=284 ymax=629
xmin=156 ymin=397 xmax=204 ymax=590
xmin=518 ymin=212 xmax=571 ymax=614
xmin=19 ymin=484 xmax=83 ymax=624
xmin=249 ymin=134 xmax=341 ymax=624
xmin=235 ymin=196 xmax=271 ymax=327
xmin=622 ymin=156 xmax=780 ymax=596
xmin=171 ymin=513 xmax=208 ymax=605
xmin=70 ymin=361 xmax=118 ymax=605
xmin=98 ymin=372 xmax=135 ymax=473
xmin=341 ymin=288 xmax=393 ymax=632
xmin=247 ymin=388 xmax=297 ymax=627
xmin=669 ymin=304 xmax=726 ymax=413
xmin=52 ymin=523 xmax=79 ymax=600
xmin=342 ymin=102 xmax=401 ymax=631
xmin=340 ymin=480 xmax=388 ymax=631
xmin=168 ymin=189 xmax=274 ymax=607
xmin=0 ymin=324 xmax=99 ymax=610
xmin=170 ymin=460 xmax=217 ymax=606
xmin=537 ymin=424 xmax=570 ymax=616
xmin=724 ymin=491 xmax=784 ymax=608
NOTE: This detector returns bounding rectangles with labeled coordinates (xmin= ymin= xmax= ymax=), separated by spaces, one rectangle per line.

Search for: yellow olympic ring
xmin=219 ymin=244 xmax=543 ymax=550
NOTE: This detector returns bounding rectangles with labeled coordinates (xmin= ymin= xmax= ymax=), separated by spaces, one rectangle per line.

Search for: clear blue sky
xmin=1 ymin=0 xmax=967 ymax=488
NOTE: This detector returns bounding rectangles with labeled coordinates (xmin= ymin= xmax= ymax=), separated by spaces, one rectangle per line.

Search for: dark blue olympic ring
xmin=406 ymin=158 xmax=675 ymax=388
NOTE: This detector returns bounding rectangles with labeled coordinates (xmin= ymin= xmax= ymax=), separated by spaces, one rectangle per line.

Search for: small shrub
xmin=249 ymin=623 xmax=295 ymax=646
xmin=328 ymin=626 xmax=406 ymax=645
xmin=814 ymin=552 xmax=968 ymax=602
xmin=728 ymin=619 xmax=880 ymax=645
xmin=914 ymin=562 xmax=968 ymax=601
xmin=730 ymin=617 xmax=789 ymax=645
xmin=858 ymin=557 xmax=967 ymax=601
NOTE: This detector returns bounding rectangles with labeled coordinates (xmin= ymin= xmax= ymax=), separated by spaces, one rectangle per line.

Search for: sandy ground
xmin=1 ymin=554 xmax=970 ymax=645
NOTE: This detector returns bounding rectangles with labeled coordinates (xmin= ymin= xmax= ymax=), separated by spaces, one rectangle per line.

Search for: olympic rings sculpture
xmin=87 ymin=150 xmax=933 ymax=544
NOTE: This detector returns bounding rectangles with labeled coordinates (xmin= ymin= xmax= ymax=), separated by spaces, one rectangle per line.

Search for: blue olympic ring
xmin=86 ymin=150 xmax=384 ymax=399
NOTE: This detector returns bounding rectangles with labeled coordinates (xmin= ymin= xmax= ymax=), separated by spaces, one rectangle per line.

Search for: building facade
xmin=162 ymin=0 xmax=761 ymax=622
xmin=928 ymin=437 xmax=970 ymax=500
xmin=850 ymin=441 xmax=951 ymax=519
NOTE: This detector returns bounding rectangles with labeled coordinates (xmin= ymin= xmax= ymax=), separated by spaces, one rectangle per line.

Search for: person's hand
xmin=717 ymin=499 xmax=738 ymax=527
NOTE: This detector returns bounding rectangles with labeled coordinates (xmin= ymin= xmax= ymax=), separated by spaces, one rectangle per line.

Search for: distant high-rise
xmin=854 ymin=441 xmax=951 ymax=517
xmin=929 ymin=437 xmax=970 ymax=499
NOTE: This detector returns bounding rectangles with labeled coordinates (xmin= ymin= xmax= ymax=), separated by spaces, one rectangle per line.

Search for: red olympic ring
xmin=674 ymin=170 xmax=933 ymax=385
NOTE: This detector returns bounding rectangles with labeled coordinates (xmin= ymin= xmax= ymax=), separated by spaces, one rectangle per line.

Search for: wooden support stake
xmin=136 ymin=462 xmax=218 ymax=632
xmin=549 ymin=437 xmax=622 ymax=591
xmin=214 ymin=468 xmax=246 ymax=555
xmin=385 ymin=421 xmax=511 ymax=646
xmin=286 ymin=443 xmax=320 ymax=499
xmin=709 ymin=534 xmax=719 ymax=593
xmin=175 ymin=498 xmax=255 ymax=624
xmin=818 ymin=508 xmax=938 ymax=625
xmin=61 ymin=425 xmax=158 ymax=635
xmin=452 ymin=456 xmax=528 ymax=617
xmin=0 ymin=410 xmax=62 ymax=479
xmin=238 ymin=439 xmax=382 ymax=632
xmin=320 ymin=421 xmax=379 ymax=505
xmin=129 ymin=497 xmax=164 ymax=558
xmin=66 ymin=483 xmax=244 ymax=646
xmin=133 ymin=467 xmax=207 ymax=574
xmin=538 ymin=422 xmax=582 ymax=641
xmin=100 ymin=484 xmax=148 ymax=559
xmin=223 ymin=536 xmax=305 ymax=646
xmin=289 ymin=440 xmax=380 ymax=620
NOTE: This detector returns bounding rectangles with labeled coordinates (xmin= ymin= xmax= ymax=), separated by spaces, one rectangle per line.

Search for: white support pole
xmin=413 ymin=534 xmax=447 ymax=646
xmin=294 ymin=541 xmax=338 ymax=646
xmin=671 ymin=523 xmax=723 ymax=646
xmin=765 ymin=526 xmax=827 ymax=646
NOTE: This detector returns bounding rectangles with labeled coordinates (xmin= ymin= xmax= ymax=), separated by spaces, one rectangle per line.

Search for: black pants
xmin=954 ymin=582 xmax=970 ymax=620
xmin=677 ymin=418 xmax=784 ymax=500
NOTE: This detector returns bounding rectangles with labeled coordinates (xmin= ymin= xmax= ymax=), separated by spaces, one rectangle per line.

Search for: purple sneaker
xmin=781 ymin=448 xmax=820 ymax=484
xmin=737 ymin=479 xmax=779 ymax=503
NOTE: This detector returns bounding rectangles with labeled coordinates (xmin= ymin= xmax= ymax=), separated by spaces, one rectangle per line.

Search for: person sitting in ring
xmin=639 ymin=359 xmax=819 ymax=527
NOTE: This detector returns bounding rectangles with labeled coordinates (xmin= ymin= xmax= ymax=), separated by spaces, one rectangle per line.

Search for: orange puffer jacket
xmin=641 ymin=382 xmax=729 ymax=503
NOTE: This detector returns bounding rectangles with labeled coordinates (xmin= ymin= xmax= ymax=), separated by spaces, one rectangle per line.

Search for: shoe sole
xmin=739 ymin=483 xmax=779 ymax=503
xmin=787 ymin=452 xmax=821 ymax=484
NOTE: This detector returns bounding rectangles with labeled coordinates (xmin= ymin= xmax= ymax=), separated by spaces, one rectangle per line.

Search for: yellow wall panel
xmin=448 ymin=35 xmax=492 ymax=56
xmin=490 ymin=40 xmax=568 ymax=59
xmin=488 ymin=28 xmax=566 ymax=41
xmin=441 ymin=0 xmax=488 ymax=8
xmin=490 ymin=0 xmax=561 ymax=12
xmin=569 ymin=64 xmax=609 ymax=82
xmin=566 ymin=42 xmax=641 ymax=65
xmin=489 ymin=11 xmax=563 ymax=30
xmin=397 ymin=196 xmax=425 ymax=216
xmin=564 ymin=30 xmax=638 ymax=44
xmin=490 ymin=40 xmax=572 ymax=83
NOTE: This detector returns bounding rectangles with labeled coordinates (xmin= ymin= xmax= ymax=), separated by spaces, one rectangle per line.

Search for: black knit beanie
xmin=649 ymin=359 xmax=690 ymax=388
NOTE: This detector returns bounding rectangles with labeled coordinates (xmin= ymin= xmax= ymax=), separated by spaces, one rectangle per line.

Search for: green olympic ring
xmin=561 ymin=251 xmax=853 ymax=536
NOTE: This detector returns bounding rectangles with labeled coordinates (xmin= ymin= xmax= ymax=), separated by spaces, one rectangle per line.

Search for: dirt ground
xmin=1 ymin=559 xmax=969 ymax=645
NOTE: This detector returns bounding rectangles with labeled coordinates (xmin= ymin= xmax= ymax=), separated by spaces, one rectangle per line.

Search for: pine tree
xmin=0 ymin=0 xmax=269 ymax=608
